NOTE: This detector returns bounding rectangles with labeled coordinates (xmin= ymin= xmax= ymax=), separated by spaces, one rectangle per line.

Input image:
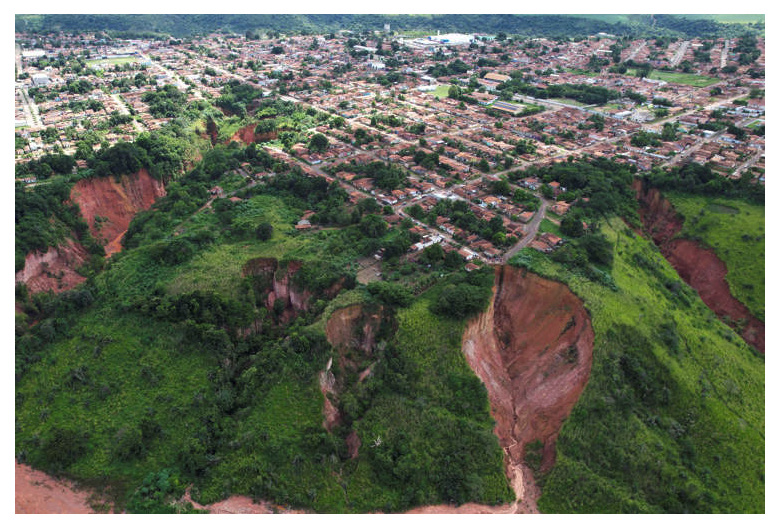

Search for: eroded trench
xmin=634 ymin=180 xmax=764 ymax=352
xmin=458 ymin=265 xmax=594 ymax=512
xmin=15 ymin=266 xmax=594 ymax=514
xmin=324 ymin=265 xmax=594 ymax=514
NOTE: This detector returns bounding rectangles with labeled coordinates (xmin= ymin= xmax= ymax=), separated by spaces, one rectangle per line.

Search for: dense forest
xmin=15 ymin=14 xmax=762 ymax=39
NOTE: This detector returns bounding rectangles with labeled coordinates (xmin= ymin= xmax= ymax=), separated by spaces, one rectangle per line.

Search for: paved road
xmin=502 ymin=198 xmax=549 ymax=263
xmin=658 ymin=129 xmax=726 ymax=168
xmin=732 ymin=150 xmax=764 ymax=178
xmin=625 ymin=41 xmax=646 ymax=62
xmin=20 ymin=88 xmax=41 ymax=127
xmin=15 ymin=44 xmax=22 ymax=77
xmin=111 ymin=93 xmax=144 ymax=133
xmin=670 ymin=40 xmax=690 ymax=67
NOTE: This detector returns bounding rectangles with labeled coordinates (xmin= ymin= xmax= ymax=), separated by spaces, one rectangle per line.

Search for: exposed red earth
xmin=452 ymin=265 xmax=594 ymax=513
xmin=15 ymin=461 xmax=101 ymax=514
xmin=16 ymin=168 xmax=166 ymax=297
xmin=16 ymin=265 xmax=593 ymax=515
xmin=70 ymin=167 xmax=166 ymax=257
xmin=182 ymin=489 xmax=307 ymax=514
xmin=15 ymin=238 xmax=90 ymax=294
xmin=321 ymin=304 xmax=384 ymax=435
xmin=634 ymin=181 xmax=764 ymax=352
xmin=229 ymin=123 xmax=277 ymax=145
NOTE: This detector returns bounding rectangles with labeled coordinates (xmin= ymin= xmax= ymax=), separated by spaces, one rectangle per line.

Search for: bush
xmin=38 ymin=427 xmax=88 ymax=471
xmin=256 ymin=222 xmax=274 ymax=241
xmin=431 ymin=282 xmax=491 ymax=319
xmin=113 ymin=425 xmax=145 ymax=461
xmin=367 ymin=281 xmax=413 ymax=308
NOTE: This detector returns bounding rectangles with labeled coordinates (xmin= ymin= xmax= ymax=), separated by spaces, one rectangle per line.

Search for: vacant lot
xmin=625 ymin=69 xmax=719 ymax=87
xmin=429 ymin=85 xmax=452 ymax=99
xmin=87 ymin=56 xmax=140 ymax=67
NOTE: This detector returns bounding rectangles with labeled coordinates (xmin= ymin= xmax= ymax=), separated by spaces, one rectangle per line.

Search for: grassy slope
xmin=512 ymin=217 xmax=764 ymax=513
xmin=16 ymin=185 xmax=511 ymax=512
xmin=344 ymin=280 xmax=512 ymax=511
xmin=15 ymin=306 xmax=215 ymax=498
xmin=666 ymin=193 xmax=764 ymax=321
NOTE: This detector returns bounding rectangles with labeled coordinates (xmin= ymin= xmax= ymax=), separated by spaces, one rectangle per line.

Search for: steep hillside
xmin=15 ymin=239 xmax=90 ymax=295
xmin=511 ymin=217 xmax=764 ymax=513
xmin=461 ymin=266 xmax=593 ymax=512
xmin=635 ymin=182 xmax=764 ymax=352
xmin=70 ymin=169 xmax=166 ymax=256
xmin=15 ymin=167 xmax=514 ymax=514
xmin=666 ymin=192 xmax=764 ymax=320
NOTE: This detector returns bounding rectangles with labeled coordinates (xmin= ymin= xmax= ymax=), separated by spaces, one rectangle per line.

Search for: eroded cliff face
xmin=461 ymin=265 xmax=594 ymax=511
xmin=635 ymin=180 xmax=765 ymax=352
xmin=242 ymin=257 xmax=344 ymax=324
xmin=325 ymin=304 xmax=384 ymax=357
xmin=319 ymin=304 xmax=385 ymax=436
xmin=70 ymin=168 xmax=166 ymax=256
xmin=633 ymin=179 xmax=683 ymax=243
xmin=229 ymin=124 xmax=277 ymax=146
xmin=15 ymin=239 xmax=90 ymax=294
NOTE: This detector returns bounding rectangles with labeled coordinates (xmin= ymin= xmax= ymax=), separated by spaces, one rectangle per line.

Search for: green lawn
xmin=87 ymin=56 xmax=140 ymax=67
xmin=429 ymin=85 xmax=452 ymax=99
xmin=511 ymin=217 xmax=764 ymax=513
xmin=625 ymin=69 xmax=719 ymax=88
xmin=550 ymin=97 xmax=588 ymax=107
xmin=565 ymin=69 xmax=600 ymax=77
xmin=539 ymin=217 xmax=563 ymax=237
xmin=666 ymin=193 xmax=765 ymax=320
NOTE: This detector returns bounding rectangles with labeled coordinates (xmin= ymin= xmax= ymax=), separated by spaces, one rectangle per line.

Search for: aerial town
xmin=14 ymin=15 xmax=766 ymax=516
xmin=14 ymin=28 xmax=765 ymax=269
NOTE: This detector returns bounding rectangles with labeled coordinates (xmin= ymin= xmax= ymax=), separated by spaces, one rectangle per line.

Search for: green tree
xmin=560 ymin=215 xmax=584 ymax=237
xmin=359 ymin=214 xmax=388 ymax=238
xmin=256 ymin=222 xmax=273 ymax=241
xmin=308 ymin=133 xmax=329 ymax=152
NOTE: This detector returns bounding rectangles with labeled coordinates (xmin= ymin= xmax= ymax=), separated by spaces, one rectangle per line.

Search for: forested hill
xmin=14 ymin=14 xmax=761 ymax=39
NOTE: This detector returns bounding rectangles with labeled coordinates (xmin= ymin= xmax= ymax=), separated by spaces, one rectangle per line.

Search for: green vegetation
xmin=16 ymin=146 xmax=512 ymax=512
xmin=14 ymin=179 xmax=105 ymax=272
xmin=512 ymin=217 xmax=764 ymax=513
xmin=429 ymin=85 xmax=451 ymax=99
xmin=644 ymin=162 xmax=764 ymax=205
xmin=17 ymin=14 xmax=760 ymax=39
xmin=87 ymin=56 xmax=140 ymax=67
xmin=539 ymin=218 xmax=563 ymax=237
xmin=624 ymin=69 xmax=719 ymax=87
xmin=498 ymin=79 xmax=620 ymax=105
xmin=666 ymin=193 xmax=764 ymax=320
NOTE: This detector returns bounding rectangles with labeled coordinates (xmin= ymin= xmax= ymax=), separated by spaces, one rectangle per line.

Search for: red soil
xmin=183 ymin=489 xmax=306 ymax=514
xmin=229 ymin=124 xmax=277 ymax=146
xmin=319 ymin=357 xmax=342 ymax=431
xmin=320 ymin=304 xmax=384 ymax=433
xmin=70 ymin=168 xmax=166 ymax=257
xmin=664 ymin=239 xmax=764 ymax=351
xmin=15 ymin=462 xmax=98 ymax=514
xmin=15 ymin=238 xmax=90 ymax=294
xmin=325 ymin=304 xmax=383 ymax=356
xmin=635 ymin=181 xmax=765 ymax=352
xmin=415 ymin=266 xmax=594 ymax=514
